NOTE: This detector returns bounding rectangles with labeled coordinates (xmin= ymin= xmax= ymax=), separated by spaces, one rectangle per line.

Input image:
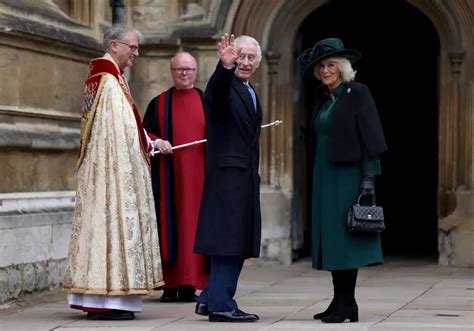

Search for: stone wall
xmin=260 ymin=187 xmax=292 ymax=265
xmin=0 ymin=0 xmax=102 ymax=304
xmin=0 ymin=1 xmax=102 ymax=194
xmin=0 ymin=192 xmax=74 ymax=304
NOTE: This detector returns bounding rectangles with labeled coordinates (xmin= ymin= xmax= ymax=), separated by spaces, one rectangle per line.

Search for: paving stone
xmin=0 ymin=259 xmax=473 ymax=330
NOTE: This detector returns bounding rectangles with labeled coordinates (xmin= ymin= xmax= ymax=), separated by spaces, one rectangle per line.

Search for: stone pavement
xmin=0 ymin=257 xmax=473 ymax=330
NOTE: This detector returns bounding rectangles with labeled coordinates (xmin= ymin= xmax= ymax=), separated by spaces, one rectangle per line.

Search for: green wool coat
xmin=311 ymin=83 xmax=383 ymax=271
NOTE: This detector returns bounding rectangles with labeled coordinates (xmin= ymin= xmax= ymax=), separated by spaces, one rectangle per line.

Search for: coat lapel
xmin=231 ymin=78 xmax=260 ymax=143
xmin=233 ymin=79 xmax=257 ymax=117
xmin=251 ymin=82 xmax=262 ymax=144
xmin=249 ymin=82 xmax=262 ymax=120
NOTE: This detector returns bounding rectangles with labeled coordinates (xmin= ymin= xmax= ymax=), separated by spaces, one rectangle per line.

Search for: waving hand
xmin=219 ymin=33 xmax=240 ymax=68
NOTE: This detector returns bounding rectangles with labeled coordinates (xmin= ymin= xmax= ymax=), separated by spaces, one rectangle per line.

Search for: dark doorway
xmin=293 ymin=0 xmax=440 ymax=259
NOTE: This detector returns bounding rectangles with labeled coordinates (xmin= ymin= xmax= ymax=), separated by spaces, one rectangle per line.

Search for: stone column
xmin=448 ymin=50 xmax=466 ymax=189
xmin=259 ymin=51 xmax=292 ymax=265
xmin=266 ymin=51 xmax=288 ymax=189
xmin=439 ymin=48 xmax=473 ymax=267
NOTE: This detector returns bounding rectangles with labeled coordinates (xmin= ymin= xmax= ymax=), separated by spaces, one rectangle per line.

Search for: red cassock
xmin=143 ymin=87 xmax=208 ymax=290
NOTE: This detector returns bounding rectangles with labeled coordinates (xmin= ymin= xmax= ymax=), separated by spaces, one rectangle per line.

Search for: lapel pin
xmin=347 ymin=88 xmax=351 ymax=93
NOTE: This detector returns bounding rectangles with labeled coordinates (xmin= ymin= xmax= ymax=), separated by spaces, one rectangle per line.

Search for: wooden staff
xmin=152 ymin=120 xmax=283 ymax=155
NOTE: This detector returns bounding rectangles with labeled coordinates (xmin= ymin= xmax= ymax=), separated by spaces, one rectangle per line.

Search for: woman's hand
xmin=360 ymin=175 xmax=375 ymax=195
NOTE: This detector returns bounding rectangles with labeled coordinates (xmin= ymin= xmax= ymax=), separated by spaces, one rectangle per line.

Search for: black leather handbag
xmin=347 ymin=194 xmax=385 ymax=232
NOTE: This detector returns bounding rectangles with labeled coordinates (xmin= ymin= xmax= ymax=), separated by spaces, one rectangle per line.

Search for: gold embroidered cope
xmin=63 ymin=55 xmax=164 ymax=296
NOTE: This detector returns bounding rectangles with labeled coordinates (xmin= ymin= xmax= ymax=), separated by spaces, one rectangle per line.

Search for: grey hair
xmin=234 ymin=35 xmax=262 ymax=62
xmin=103 ymin=25 xmax=144 ymax=51
xmin=313 ymin=57 xmax=357 ymax=82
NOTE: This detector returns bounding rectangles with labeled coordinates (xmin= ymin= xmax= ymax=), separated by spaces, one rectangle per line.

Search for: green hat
xmin=297 ymin=38 xmax=361 ymax=78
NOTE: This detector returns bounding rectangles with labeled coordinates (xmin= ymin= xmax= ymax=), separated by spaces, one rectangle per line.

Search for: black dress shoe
xmin=86 ymin=309 xmax=135 ymax=320
xmin=195 ymin=302 xmax=209 ymax=316
xmin=158 ymin=289 xmax=178 ymax=302
xmin=178 ymin=286 xmax=197 ymax=302
xmin=178 ymin=292 xmax=198 ymax=302
xmin=209 ymin=308 xmax=259 ymax=322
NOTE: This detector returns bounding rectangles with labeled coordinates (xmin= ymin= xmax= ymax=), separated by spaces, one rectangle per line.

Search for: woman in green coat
xmin=297 ymin=38 xmax=387 ymax=323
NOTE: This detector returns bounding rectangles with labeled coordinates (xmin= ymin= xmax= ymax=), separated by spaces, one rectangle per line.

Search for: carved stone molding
xmin=0 ymin=0 xmax=101 ymax=52
xmin=137 ymin=0 xmax=233 ymax=44
xmin=266 ymin=51 xmax=281 ymax=75
xmin=0 ymin=105 xmax=80 ymax=121
xmin=448 ymin=50 xmax=466 ymax=75
xmin=0 ymin=191 xmax=75 ymax=218
xmin=0 ymin=106 xmax=80 ymax=150
xmin=264 ymin=51 xmax=282 ymax=187
xmin=0 ymin=13 xmax=101 ymax=56
xmin=447 ymin=50 xmax=467 ymax=189
xmin=0 ymin=0 xmax=79 ymax=26
xmin=171 ymin=0 xmax=232 ymax=38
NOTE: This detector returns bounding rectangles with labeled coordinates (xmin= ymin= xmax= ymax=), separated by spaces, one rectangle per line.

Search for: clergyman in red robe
xmin=143 ymin=52 xmax=208 ymax=302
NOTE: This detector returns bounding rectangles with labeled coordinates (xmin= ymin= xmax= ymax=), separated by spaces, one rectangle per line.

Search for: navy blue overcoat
xmin=194 ymin=62 xmax=262 ymax=258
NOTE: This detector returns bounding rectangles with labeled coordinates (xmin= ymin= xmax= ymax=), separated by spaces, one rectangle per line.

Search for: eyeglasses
xmin=115 ymin=40 xmax=139 ymax=52
xmin=237 ymin=53 xmax=256 ymax=62
xmin=172 ymin=67 xmax=196 ymax=74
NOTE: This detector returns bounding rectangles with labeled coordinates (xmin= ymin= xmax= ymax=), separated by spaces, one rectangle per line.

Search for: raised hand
xmin=218 ymin=33 xmax=240 ymax=68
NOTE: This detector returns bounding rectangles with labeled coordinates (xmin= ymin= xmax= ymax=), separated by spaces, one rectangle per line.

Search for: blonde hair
xmin=313 ymin=57 xmax=357 ymax=82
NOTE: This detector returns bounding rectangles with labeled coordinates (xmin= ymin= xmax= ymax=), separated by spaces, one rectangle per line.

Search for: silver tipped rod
xmin=152 ymin=120 xmax=283 ymax=155
xmin=261 ymin=120 xmax=282 ymax=128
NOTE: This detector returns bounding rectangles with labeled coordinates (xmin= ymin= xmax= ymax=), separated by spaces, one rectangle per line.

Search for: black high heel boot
xmin=321 ymin=269 xmax=358 ymax=323
xmin=314 ymin=270 xmax=342 ymax=320
xmin=321 ymin=290 xmax=358 ymax=323
xmin=313 ymin=292 xmax=337 ymax=319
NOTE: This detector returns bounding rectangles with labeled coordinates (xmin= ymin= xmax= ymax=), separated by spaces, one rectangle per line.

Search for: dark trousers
xmin=197 ymin=256 xmax=245 ymax=312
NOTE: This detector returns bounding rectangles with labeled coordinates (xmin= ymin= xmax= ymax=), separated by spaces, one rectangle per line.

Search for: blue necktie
xmin=244 ymin=82 xmax=257 ymax=112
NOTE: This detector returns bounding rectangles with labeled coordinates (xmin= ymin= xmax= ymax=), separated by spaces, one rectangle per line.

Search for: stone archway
xmin=294 ymin=1 xmax=441 ymax=256
xmin=229 ymin=0 xmax=473 ymax=266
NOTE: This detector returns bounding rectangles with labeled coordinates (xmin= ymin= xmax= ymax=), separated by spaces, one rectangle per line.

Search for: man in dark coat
xmin=193 ymin=33 xmax=262 ymax=323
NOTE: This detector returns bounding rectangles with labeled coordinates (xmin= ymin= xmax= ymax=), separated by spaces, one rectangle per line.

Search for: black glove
xmin=360 ymin=175 xmax=375 ymax=196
